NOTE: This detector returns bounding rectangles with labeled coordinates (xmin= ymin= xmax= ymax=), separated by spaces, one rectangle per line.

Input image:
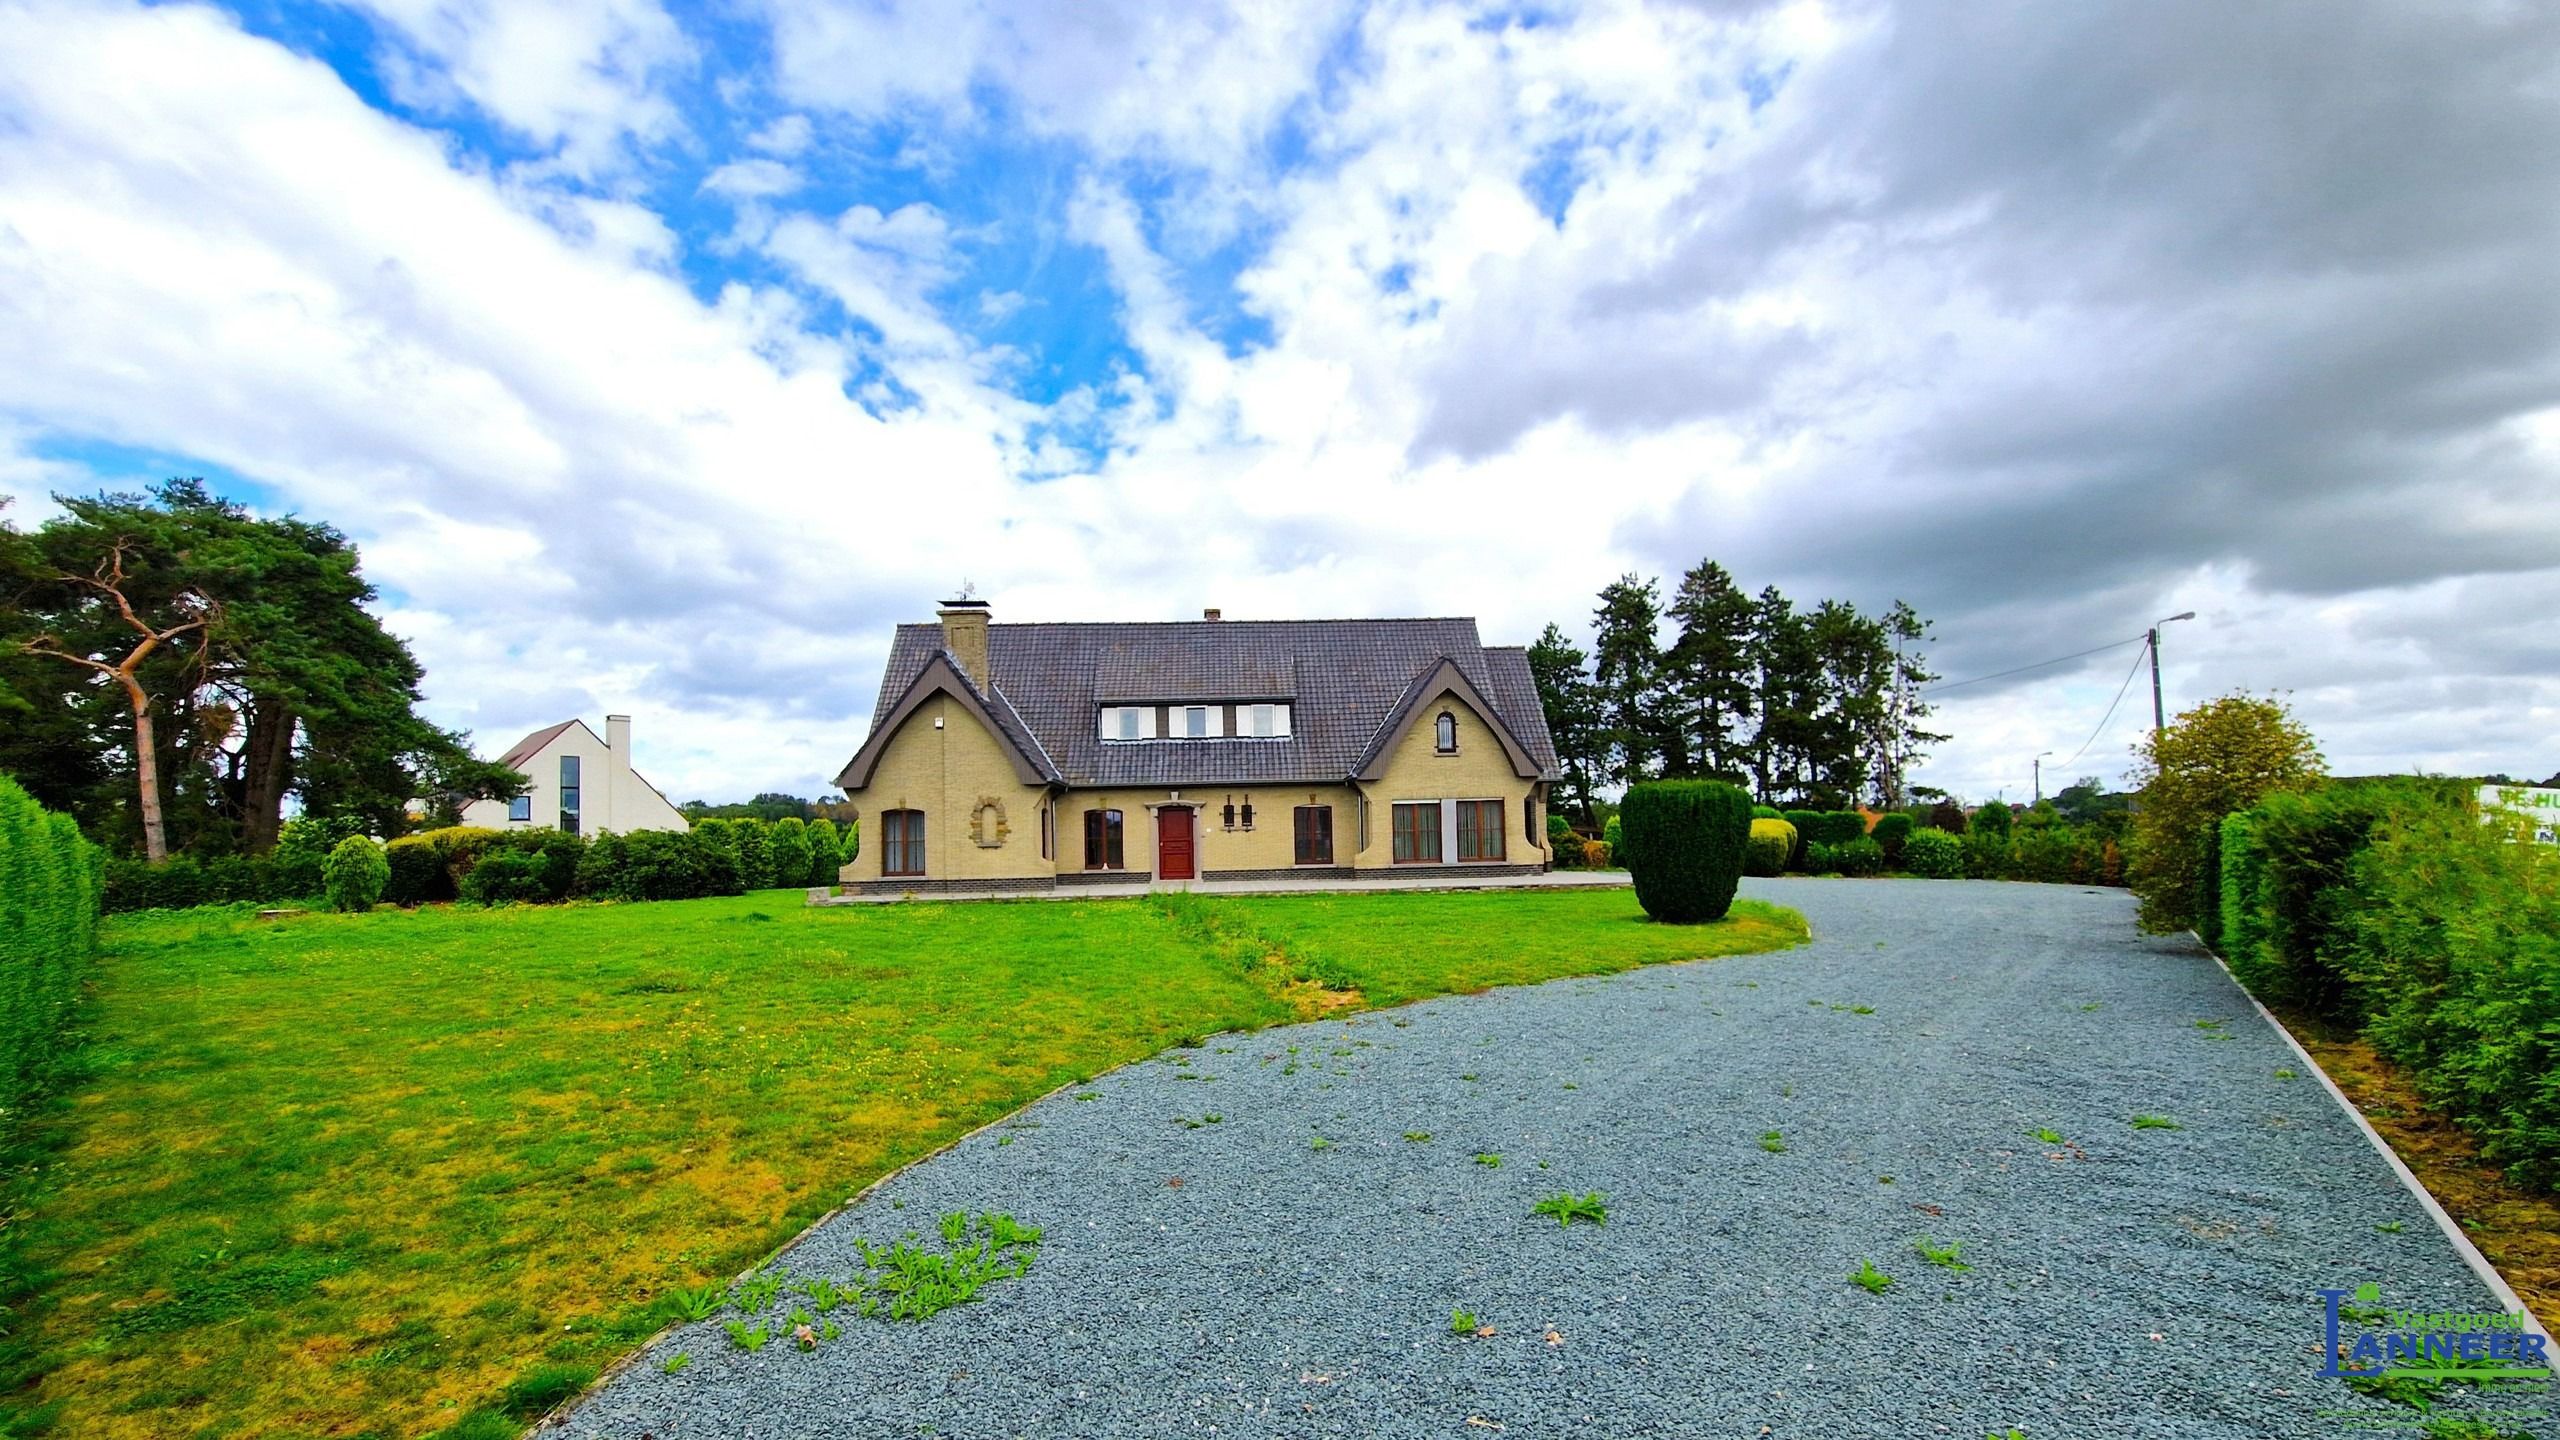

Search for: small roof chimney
xmin=937 ymin=597 xmax=992 ymax=687
xmin=1202 ymin=607 xmax=1222 ymax=622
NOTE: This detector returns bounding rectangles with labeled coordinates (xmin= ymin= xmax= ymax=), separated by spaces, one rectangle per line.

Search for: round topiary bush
xmin=322 ymin=835 xmax=389 ymax=913
xmin=1621 ymin=779 xmax=1751 ymax=923
xmin=1872 ymin=812 xmax=1913 ymax=865
xmin=1745 ymin=818 xmax=1795 ymax=877
xmin=1837 ymin=835 xmax=1885 ymax=877
xmin=1751 ymin=804 xmax=1784 ymax=820
xmin=1903 ymin=827 xmax=1964 ymax=878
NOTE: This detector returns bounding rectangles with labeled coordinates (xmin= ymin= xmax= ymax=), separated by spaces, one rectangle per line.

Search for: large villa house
xmin=831 ymin=601 xmax=1564 ymax=896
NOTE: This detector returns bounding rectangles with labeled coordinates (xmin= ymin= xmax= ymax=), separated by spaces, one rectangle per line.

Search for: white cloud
xmin=701 ymin=157 xmax=803 ymax=200
xmin=349 ymin=0 xmax=694 ymax=173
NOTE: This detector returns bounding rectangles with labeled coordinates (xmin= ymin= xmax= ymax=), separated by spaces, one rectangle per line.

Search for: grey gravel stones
xmin=560 ymin=879 xmax=2522 ymax=1438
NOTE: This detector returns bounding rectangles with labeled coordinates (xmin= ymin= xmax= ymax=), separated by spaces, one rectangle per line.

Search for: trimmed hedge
xmin=1836 ymin=835 xmax=1884 ymax=877
xmin=2213 ymin=779 xmax=2560 ymax=1186
xmin=1744 ymin=818 xmax=1795 ymax=877
xmin=1622 ymin=780 xmax=1750 ymax=923
xmin=575 ymin=829 xmax=744 ymax=902
xmin=1902 ymin=827 xmax=1963 ymax=878
xmin=0 ymin=774 xmax=101 ymax=1121
xmin=1872 ymin=812 xmax=1912 ymax=865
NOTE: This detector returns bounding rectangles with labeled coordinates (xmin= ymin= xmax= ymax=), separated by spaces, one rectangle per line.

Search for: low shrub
xmin=1802 ymin=811 xmax=1867 ymax=848
xmin=1972 ymin=801 xmax=2014 ymax=838
xmin=1751 ymin=804 xmax=1784 ymax=820
xmin=105 ymin=854 xmax=207 ymax=912
xmin=1745 ymin=818 xmax=1795 ymax=877
xmin=1803 ymin=841 xmax=1840 ymax=875
xmin=322 ymin=836 xmax=389 ymax=913
xmin=1621 ymin=780 xmax=1750 ymax=923
xmin=459 ymin=848 xmax=549 ymax=905
xmin=575 ymin=829 xmax=745 ymax=903
xmin=1872 ymin=812 xmax=1913 ymax=865
xmin=1601 ymin=815 xmax=1626 ymax=869
xmin=1836 ymin=836 xmax=1884 ymax=877
xmin=384 ymin=837 xmax=444 ymax=905
xmin=1780 ymin=810 xmax=1821 ymax=868
xmin=1580 ymin=839 xmax=1612 ymax=869
xmin=1902 ymin=828 xmax=1963 ymax=878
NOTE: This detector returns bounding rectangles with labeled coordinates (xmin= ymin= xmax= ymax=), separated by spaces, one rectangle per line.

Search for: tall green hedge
xmin=1621 ymin=780 xmax=1751 ymax=924
xmin=0 ymin=774 xmax=101 ymax=1120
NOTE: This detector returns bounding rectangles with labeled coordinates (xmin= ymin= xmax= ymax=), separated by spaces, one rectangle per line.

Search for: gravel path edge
xmin=2193 ymin=926 xmax=2559 ymax=1372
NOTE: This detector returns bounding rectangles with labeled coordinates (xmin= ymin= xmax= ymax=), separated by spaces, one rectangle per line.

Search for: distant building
xmin=460 ymin=715 xmax=687 ymax=836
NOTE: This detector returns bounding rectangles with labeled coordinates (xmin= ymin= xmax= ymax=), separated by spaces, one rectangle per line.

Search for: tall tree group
xmin=1530 ymin=562 xmax=1945 ymax=817
xmin=2 ymin=481 xmax=518 ymax=859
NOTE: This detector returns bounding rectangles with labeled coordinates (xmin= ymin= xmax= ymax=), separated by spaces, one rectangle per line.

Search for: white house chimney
xmin=606 ymin=714 xmax=631 ymax=754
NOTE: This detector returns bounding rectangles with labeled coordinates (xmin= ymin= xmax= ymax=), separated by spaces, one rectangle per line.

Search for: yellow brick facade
xmin=1353 ymin=686 xmax=1549 ymax=870
xmin=845 ymin=682 xmax=1548 ymax=886
xmin=847 ymin=694 xmax=1053 ymax=884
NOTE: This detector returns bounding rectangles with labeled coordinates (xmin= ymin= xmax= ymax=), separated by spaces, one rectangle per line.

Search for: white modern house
xmin=459 ymin=715 xmax=689 ymax=836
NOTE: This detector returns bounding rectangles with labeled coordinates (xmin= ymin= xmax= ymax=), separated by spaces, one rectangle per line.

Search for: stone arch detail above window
xmin=970 ymin=795 xmax=1011 ymax=848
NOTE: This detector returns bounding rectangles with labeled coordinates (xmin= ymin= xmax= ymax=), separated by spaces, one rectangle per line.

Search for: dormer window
xmin=1185 ymin=706 xmax=1210 ymax=738
xmin=1435 ymin=712 xmax=1458 ymax=753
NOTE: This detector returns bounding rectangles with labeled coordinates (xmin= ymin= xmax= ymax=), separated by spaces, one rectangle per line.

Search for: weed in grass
xmin=804 ymin=1277 xmax=846 ymax=1313
xmin=665 ymin=1283 xmax=726 ymax=1322
xmin=1850 ymin=1260 xmax=1893 ymax=1294
xmin=821 ymin=1319 xmax=840 ymax=1341
xmin=2029 ymin=1128 xmax=2065 ymax=1146
xmin=1460 ymin=1073 xmax=1479 ymax=1082
xmin=2194 ymin=1019 xmax=2226 ymax=1032
xmin=1914 ymin=1237 xmax=1970 ymax=1271
xmin=787 ymin=1305 xmax=812 ymax=1329
xmin=1760 ymin=1130 xmax=1787 ymax=1153
xmin=2130 ymin=1114 xmax=2183 ymax=1130
xmin=1075 ymin=1091 xmax=1102 ymax=1101
xmin=2422 ymin=1414 xmax=2528 ymax=1439
xmin=2375 ymin=1221 xmax=2404 ymax=1234
xmin=996 ymin=1134 xmax=1015 ymax=1146
xmin=1538 ymin=1160 xmax=1550 ymax=1170
xmin=2081 ymin=1003 xmax=2103 ymax=1012
xmin=1203 ymin=1113 xmax=1221 ymax=1124
xmin=1987 ymin=1431 xmax=2029 ymax=1440
xmin=499 ymin=1363 xmax=596 ymax=1418
xmin=1562 ymin=1082 xmax=1579 ymax=1090
xmin=1850 ymin=1005 xmax=1875 ymax=1015
xmin=939 ymin=1213 xmax=967 ymax=1244
xmin=1309 ymin=1135 xmax=1333 ymax=1151
xmin=1451 ymin=1308 xmax=1477 ymax=1335
xmin=1878 ymin=1175 xmax=1894 ymax=1184
xmin=661 ymin=1351 xmax=691 ymax=1375
xmin=1533 ymin=1193 xmax=1608 ymax=1227
xmin=1405 ymin=1131 xmax=1431 ymax=1143
xmin=1474 ymin=1153 xmax=1502 ymax=1168
xmin=2274 ymin=1068 xmax=2297 ymax=1080
xmin=724 ymin=1320 xmax=769 ymax=1352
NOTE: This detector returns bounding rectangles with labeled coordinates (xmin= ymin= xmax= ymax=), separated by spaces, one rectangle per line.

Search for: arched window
xmin=881 ymin=809 xmax=925 ymax=876
xmin=1435 ymin=711 xmax=1458 ymax=753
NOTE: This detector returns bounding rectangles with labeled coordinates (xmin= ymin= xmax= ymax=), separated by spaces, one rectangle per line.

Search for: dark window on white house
xmin=558 ymin=754 xmax=581 ymax=835
xmin=508 ymin=795 xmax=532 ymax=822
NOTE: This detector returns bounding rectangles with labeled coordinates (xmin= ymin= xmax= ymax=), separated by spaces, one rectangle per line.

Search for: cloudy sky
xmin=3 ymin=0 xmax=2556 ymax=804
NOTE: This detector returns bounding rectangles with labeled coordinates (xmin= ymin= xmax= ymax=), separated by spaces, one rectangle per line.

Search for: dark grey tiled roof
xmin=867 ymin=618 xmax=1562 ymax=788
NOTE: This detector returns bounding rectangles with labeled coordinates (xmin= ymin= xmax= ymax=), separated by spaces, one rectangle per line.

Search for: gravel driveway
xmin=561 ymin=879 xmax=2531 ymax=1438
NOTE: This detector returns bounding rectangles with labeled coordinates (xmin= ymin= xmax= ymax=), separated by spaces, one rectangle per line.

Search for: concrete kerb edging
xmin=2191 ymin=929 xmax=2559 ymax=1375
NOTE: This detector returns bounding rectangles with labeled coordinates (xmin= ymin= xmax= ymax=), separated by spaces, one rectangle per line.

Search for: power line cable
xmin=1918 ymin=634 xmax=2146 ymax=696
xmin=2054 ymin=637 xmax=2153 ymax=770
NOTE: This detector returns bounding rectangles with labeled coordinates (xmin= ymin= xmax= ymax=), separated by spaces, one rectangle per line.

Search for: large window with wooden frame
xmin=1293 ymin=805 xmax=1333 ymax=865
xmin=1391 ymin=802 xmax=1441 ymax=863
xmin=881 ymin=809 xmax=925 ymax=876
xmin=1083 ymin=808 xmax=1125 ymax=870
xmin=1456 ymin=799 xmax=1506 ymax=862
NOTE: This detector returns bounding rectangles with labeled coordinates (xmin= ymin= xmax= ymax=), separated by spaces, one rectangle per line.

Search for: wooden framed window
xmin=1457 ymin=800 xmax=1506 ymax=862
xmin=1293 ymin=805 xmax=1332 ymax=865
xmin=881 ymin=809 xmax=925 ymax=877
xmin=1083 ymin=809 xmax=1125 ymax=870
xmin=1435 ymin=712 xmax=1458 ymax=753
xmin=1392 ymin=802 xmax=1441 ymax=863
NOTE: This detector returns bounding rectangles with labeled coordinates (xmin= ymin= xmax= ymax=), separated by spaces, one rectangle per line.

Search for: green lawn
xmin=1 ymin=886 xmax=1802 ymax=1439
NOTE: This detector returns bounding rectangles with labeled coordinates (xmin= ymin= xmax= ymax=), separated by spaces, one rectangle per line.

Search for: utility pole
xmin=2033 ymin=751 xmax=2054 ymax=806
xmin=2149 ymin=612 xmax=2196 ymax=736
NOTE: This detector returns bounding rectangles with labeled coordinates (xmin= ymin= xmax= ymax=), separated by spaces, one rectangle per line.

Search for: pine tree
xmin=1873 ymin=600 xmax=1945 ymax=807
xmin=1591 ymin=575 xmax=1668 ymax=787
xmin=1747 ymin=587 xmax=1821 ymax=804
xmin=1664 ymin=559 xmax=1757 ymax=785
xmin=1526 ymin=623 xmax=1606 ymax=826
xmin=1808 ymin=599 xmax=1889 ymax=808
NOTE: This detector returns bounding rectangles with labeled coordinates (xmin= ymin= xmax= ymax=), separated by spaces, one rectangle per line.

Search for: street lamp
xmin=2149 ymin=612 xmax=2196 ymax=735
xmin=2033 ymin=751 xmax=2055 ymax=806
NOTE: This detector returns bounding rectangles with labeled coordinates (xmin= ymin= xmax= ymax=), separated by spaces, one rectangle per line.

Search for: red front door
xmin=1158 ymin=806 xmax=1195 ymax=880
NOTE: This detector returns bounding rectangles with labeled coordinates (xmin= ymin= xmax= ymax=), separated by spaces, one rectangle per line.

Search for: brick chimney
xmin=938 ymin=598 xmax=992 ymax=686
